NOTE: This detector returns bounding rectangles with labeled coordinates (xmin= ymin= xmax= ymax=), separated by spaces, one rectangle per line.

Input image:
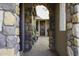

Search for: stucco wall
xmin=55 ymin=4 xmax=68 ymax=56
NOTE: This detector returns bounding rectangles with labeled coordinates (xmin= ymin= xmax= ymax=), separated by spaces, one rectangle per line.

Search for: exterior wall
xmin=0 ymin=3 xmax=20 ymax=56
xmin=66 ymin=4 xmax=74 ymax=56
xmin=49 ymin=8 xmax=56 ymax=51
xmin=66 ymin=3 xmax=79 ymax=56
xmin=54 ymin=3 xmax=79 ymax=56
xmin=0 ymin=3 xmax=79 ymax=56
xmin=71 ymin=4 xmax=79 ymax=56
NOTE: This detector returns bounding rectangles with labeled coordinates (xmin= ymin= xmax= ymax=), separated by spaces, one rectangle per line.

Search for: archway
xmin=19 ymin=3 xmax=68 ymax=56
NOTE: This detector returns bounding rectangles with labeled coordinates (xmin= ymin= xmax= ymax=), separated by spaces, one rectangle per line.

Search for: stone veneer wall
xmin=0 ymin=3 xmax=20 ymax=56
xmin=49 ymin=9 xmax=56 ymax=51
xmin=66 ymin=3 xmax=79 ymax=56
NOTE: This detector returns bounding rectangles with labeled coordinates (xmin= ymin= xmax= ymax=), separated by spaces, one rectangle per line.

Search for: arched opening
xmin=35 ymin=5 xmax=49 ymax=19
xmin=26 ymin=5 xmax=52 ymax=56
xmin=35 ymin=5 xmax=49 ymax=36
xmin=20 ymin=4 xmax=57 ymax=56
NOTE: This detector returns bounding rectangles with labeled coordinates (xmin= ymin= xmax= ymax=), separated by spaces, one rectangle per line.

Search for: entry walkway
xmin=23 ymin=37 xmax=56 ymax=56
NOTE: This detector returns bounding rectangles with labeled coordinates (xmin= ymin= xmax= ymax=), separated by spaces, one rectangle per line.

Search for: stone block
xmin=72 ymin=13 xmax=79 ymax=22
xmin=16 ymin=5 xmax=20 ymax=15
xmin=72 ymin=24 xmax=79 ymax=38
xmin=72 ymin=38 xmax=79 ymax=46
xmin=16 ymin=3 xmax=19 ymax=6
xmin=0 ymin=48 xmax=15 ymax=56
xmin=67 ymin=30 xmax=73 ymax=40
xmin=4 ymin=12 xmax=16 ymax=25
xmin=3 ymin=25 xmax=16 ymax=35
xmin=48 ymin=31 xmax=53 ymax=36
xmin=0 ymin=3 xmax=16 ymax=13
xmin=66 ymin=8 xmax=70 ymax=15
xmin=15 ymin=27 xmax=19 ymax=35
xmin=14 ymin=44 xmax=20 ymax=54
xmin=16 ymin=36 xmax=20 ymax=43
xmin=16 ymin=15 xmax=19 ymax=27
xmin=49 ymin=37 xmax=54 ymax=41
xmin=49 ymin=43 xmax=55 ymax=50
xmin=67 ymin=23 xmax=72 ymax=29
xmin=6 ymin=36 xmax=17 ymax=48
xmin=67 ymin=41 xmax=72 ymax=46
xmin=67 ymin=46 xmax=74 ymax=56
xmin=73 ymin=4 xmax=79 ymax=13
xmin=0 ymin=11 xmax=4 ymax=31
xmin=0 ymin=33 xmax=6 ymax=48
xmin=66 ymin=13 xmax=71 ymax=22
xmin=16 ymin=52 xmax=20 ymax=56
xmin=66 ymin=4 xmax=71 ymax=8
xmin=72 ymin=46 xmax=79 ymax=56
xmin=70 ymin=6 xmax=74 ymax=14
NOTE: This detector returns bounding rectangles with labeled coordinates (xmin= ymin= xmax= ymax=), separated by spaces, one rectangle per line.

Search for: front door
xmin=40 ymin=21 xmax=45 ymax=36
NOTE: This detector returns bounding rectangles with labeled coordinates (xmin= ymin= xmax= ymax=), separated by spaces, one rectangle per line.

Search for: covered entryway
xmin=0 ymin=3 xmax=79 ymax=56
xmin=19 ymin=3 xmax=67 ymax=56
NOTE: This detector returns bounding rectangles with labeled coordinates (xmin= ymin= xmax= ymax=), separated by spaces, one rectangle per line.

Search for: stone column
xmin=0 ymin=3 xmax=20 ymax=56
xmin=49 ymin=10 xmax=56 ymax=51
xmin=38 ymin=20 xmax=40 ymax=36
xmin=45 ymin=21 xmax=47 ymax=36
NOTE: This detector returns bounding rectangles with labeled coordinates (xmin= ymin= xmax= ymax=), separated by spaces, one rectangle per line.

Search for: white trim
xmin=59 ymin=3 xmax=66 ymax=31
